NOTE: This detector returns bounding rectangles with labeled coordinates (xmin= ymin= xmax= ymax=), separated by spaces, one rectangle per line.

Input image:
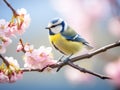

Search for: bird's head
xmin=45 ymin=18 xmax=66 ymax=35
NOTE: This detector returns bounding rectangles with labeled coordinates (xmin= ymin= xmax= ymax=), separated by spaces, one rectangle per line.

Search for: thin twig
xmin=22 ymin=68 xmax=43 ymax=72
xmin=19 ymin=39 xmax=26 ymax=53
xmin=0 ymin=54 xmax=9 ymax=68
xmin=71 ymin=40 xmax=120 ymax=62
xmin=21 ymin=64 xmax=58 ymax=72
xmin=67 ymin=61 xmax=111 ymax=80
xmin=3 ymin=0 xmax=18 ymax=15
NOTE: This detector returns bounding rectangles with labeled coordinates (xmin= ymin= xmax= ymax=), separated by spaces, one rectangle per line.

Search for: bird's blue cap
xmin=51 ymin=18 xmax=59 ymax=24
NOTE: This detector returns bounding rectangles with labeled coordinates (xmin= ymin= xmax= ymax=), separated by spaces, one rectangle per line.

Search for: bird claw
xmin=56 ymin=56 xmax=71 ymax=72
xmin=57 ymin=55 xmax=64 ymax=63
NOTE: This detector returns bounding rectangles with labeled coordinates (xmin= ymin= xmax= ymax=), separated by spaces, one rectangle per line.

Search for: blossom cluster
xmin=0 ymin=8 xmax=30 ymax=54
xmin=0 ymin=1 xmax=57 ymax=84
xmin=17 ymin=42 xmax=57 ymax=70
xmin=0 ymin=7 xmax=30 ymax=83
xmin=0 ymin=57 xmax=23 ymax=83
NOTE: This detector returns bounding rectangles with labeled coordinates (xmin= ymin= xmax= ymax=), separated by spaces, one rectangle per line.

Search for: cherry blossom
xmin=0 ymin=19 xmax=16 ymax=37
xmin=0 ymin=57 xmax=23 ymax=83
xmin=9 ymin=8 xmax=31 ymax=35
xmin=0 ymin=8 xmax=30 ymax=53
xmin=0 ymin=33 xmax=12 ymax=54
xmin=8 ymin=71 xmax=23 ymax=83
xmin=0 ymin=71 xmax=9 ymax=83
xmin=16 ymin=42 xmax=23 ymax=52
xmin=0 ymin=45 xmax=6 ymax=54
xmin=0 ymin=19 xmax=9 ymax=35
xmin=24 ymin=46 xmax=57 ymax=70
xmin=17 ymin=42 xmax=34 ymax=52
xmin=0 ymin=34 xmax=12 ymax=47
xmin=24 ymin=43 xmax=34 ymax=52
xmin=5 ymin=57 xmax=20 ymax=69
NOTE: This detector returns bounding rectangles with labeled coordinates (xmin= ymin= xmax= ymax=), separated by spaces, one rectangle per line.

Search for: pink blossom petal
xmin=0 ymin=72 xmax=9 ymax=83
xmin=24 ymin=46 xmax=56 ymax=70
xmin=16 ymin=43 xmax=23 ymax=52
xmin=0 ymin=45 xmax=6 ymax=54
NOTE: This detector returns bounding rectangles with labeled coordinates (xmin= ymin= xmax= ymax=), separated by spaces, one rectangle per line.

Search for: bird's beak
xmin=45 ymin=27 xmax=50 ymax=29
xmin=45 ymin=23 xmax=53 ymax=29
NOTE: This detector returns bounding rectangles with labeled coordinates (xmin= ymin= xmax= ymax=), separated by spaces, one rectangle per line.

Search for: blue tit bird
xmin=46 ymin=18 xmax=93 ymax=71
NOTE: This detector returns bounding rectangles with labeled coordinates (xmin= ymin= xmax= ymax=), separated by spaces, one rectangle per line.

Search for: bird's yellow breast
xmin=49 ymin=33 xmax=83 ymax=55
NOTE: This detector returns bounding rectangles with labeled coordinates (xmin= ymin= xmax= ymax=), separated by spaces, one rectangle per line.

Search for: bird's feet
xmin=56 ymin=54 xmax=73 ymax=72
xmin=57 ymin=55 xmax=64 ymax=63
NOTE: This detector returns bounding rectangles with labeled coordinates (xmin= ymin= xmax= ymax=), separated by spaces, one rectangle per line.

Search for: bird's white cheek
xmin=51 ymin=26 xmax=62 ymax=34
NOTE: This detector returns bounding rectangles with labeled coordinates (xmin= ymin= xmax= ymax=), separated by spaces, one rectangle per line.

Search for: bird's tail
xmin=85 ymin=44 xmax=93 ymax=50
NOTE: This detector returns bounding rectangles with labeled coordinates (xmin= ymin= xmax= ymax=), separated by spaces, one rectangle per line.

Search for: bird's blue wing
xmin=61 ymin=27 xmax=89 ymax=44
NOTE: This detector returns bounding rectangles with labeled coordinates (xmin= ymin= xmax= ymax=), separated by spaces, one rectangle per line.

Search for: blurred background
xmin=0 ymin=0 xmax=120 ymax=90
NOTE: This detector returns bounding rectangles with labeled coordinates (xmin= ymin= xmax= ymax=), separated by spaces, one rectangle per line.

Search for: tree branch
xmin=19 ymin=39 xmax=26 ymax=53
xmin=21 ymin=41 xmax=120 ymax=80
xmin=71 ymin=40 xmax=120 ymax=62
xmin=21 ymin=65 xmax=54 ymax=72
xmin=0 ymin=54 xmax=9 ymax=68
xmin=56 ymin=40 xmax=120 ymax=72
xmin=3 ymin=0 xmax=18 ymax=16
xmin=67 ymin=61 xmax=111 ymax=80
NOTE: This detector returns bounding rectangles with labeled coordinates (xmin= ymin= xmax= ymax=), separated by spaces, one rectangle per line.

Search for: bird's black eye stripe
xmin=51 ymin=25 xmax=56 ymax=28
xmin=51 ymin=23 xmax=61 ymax=28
